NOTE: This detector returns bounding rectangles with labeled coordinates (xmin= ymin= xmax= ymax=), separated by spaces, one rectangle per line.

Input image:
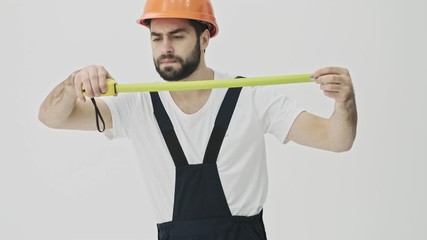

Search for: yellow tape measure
xmin=84 ymin=74 xmax=313 ymax=96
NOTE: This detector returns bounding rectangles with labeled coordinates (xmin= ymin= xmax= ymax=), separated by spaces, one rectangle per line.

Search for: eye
xmin=151 ymin=35 xmax=162 ymax=42
xmin=173 ymin=35 xmax=184 ymax=39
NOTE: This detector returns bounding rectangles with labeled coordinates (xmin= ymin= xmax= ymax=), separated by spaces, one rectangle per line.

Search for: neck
xmin=168 ymin=65 xmax=214 ymax=114
xmin=170 ymin=64 xmax=214 ymax=98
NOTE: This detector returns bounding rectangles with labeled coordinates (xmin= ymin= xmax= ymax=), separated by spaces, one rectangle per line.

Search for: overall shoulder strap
xmin=203 ymin=76 xmax=244 ymax=164
xmin=150 ymin=92 xmax=188 ymax=166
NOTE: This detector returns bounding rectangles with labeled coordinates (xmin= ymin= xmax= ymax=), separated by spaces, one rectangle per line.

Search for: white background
xmin=1 ymin=0 xmax=426 ymax=239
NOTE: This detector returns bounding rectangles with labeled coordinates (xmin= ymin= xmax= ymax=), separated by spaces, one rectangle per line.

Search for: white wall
xmin=1 ymin=0 xmax=426 ymax=239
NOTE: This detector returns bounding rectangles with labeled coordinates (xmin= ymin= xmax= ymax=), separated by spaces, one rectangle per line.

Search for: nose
xmin=160 ymin=38 xmax=173 ymax=54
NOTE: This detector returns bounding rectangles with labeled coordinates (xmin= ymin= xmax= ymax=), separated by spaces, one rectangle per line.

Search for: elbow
xmin=329 ymin=137 xmax=356 ymax=153
xmin=38 ymin=108 xmax=60 ymax=129
xmin=330 ymin=143 xmax=353 ymax=153
xmin=38 ymin=108 xmax=48 ymax=126
xmin=328 ymin=129 xmax=357 ymax=153
xmin=38 ymin=110 xmax=53 ymax=128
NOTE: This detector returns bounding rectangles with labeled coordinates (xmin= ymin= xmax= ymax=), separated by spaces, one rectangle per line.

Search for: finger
xmin=315 ymin=74 xmax=346 ymax=85
xmin=323 ymin=90 xmax=350 ymax=102
xmin=322 ymin=84 xmax=353 ymax=102
xmin=87 ymin=66 xmax=101 ymax=97
xmin=323 ymin=90 xmax=339 ymax=99
xmin=313 ymin=66 xmax=350 ymax=79
xmin=320 ymin=83 xmax=341 ymax=92
xmin=97 ymin=66 xmax=109 ymax=93
xmin=81 ymin=70 xmax=94 ymax=98
xmin=73 ymin=71 xmax=87 ymax=102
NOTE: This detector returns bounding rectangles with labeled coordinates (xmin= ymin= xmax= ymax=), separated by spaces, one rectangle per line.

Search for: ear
xmin=200 ymin=29 xmax=210 ymax=51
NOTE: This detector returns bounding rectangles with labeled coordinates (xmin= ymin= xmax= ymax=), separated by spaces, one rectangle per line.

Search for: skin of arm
xmin=38 ymin=65 xmax=113 ymax=131
xmin=287 ymin=66 xmax=358 ymax=152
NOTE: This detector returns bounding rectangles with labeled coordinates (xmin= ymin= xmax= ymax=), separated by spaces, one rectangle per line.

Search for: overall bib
xmin=150 ymin=87 xmax=268 ymax=240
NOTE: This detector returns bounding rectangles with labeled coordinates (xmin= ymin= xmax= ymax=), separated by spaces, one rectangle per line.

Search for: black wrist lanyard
xmin=90 ymin=98 xmax=106 ymax=132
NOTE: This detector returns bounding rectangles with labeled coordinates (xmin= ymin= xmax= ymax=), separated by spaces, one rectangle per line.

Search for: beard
xmin=154 ymin=39 xmax=201 ymax=82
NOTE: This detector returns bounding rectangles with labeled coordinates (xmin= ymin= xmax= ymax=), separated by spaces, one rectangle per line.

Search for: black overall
xmin=150 ymin=87 xmax=268 ymax=240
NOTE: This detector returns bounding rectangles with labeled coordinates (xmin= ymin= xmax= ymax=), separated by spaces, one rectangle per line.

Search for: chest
xmin=170 ymin=90 xmax=211 ymax=114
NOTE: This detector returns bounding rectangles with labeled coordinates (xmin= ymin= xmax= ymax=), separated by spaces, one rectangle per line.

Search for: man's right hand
xmin=39 ymin=65 xmax=113 ymax=131
xmin=72 ymin=65 xmax=113 ymax=102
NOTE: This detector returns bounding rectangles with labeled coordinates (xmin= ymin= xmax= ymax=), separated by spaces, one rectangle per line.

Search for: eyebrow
xmin=151 ymin=28 xmax=188 ymax=37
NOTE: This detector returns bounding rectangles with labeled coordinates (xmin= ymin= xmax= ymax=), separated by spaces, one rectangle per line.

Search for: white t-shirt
xmin=103 ymin=71 xmax=304 ymax=224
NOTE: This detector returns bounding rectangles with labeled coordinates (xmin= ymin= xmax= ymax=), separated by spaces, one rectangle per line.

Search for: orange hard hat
xmin=136 ymin=0 xmax=219 ymax=37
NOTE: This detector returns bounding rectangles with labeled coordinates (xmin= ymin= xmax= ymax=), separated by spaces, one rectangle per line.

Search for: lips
xmin=160 ymin=60 xmax=176 ymax=64
xmin=160 ymin=58 xmax=177 ymax=64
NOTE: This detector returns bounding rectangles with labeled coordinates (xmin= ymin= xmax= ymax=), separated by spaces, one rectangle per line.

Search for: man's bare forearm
xmin=327 ymin=98 xmax=358 ymax=152
xmin=38 ymin=74 xmax=78 ymax=128
xmin=39 ymin=66 xmax=113 ymax=131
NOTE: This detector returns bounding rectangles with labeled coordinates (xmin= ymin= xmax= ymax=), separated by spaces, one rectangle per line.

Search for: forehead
xmin=150 ymin=18 xmax=192 ymax=33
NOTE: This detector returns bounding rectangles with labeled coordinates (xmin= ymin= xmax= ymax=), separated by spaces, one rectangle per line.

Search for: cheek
xmin=179 ymin=42 xmax=197 ymax=57
xmin=152 ymin=48 xmax=161 ymax=60
xmin=151 ymin=43 xmax=161 ymax=54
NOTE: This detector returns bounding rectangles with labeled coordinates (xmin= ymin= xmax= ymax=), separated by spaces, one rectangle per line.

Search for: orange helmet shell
xmin=136 ymin=0 xmax=219 ymax=37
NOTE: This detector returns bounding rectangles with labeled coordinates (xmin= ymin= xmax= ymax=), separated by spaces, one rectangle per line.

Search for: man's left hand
xmin=312 ymin=67 xmax=355 ymax=103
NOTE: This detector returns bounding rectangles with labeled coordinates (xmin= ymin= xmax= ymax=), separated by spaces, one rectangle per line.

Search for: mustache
xmin=157 ymin=54 xmax=183 ymax=63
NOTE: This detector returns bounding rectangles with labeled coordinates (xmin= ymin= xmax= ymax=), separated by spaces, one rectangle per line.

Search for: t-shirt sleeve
xmin=102 ymin=93 xmax=139 ymax=140
xmin=253 ymin=86 xmax=305 ymax=143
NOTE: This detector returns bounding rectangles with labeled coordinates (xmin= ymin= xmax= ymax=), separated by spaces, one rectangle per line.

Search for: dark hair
xmin=145 ymin=19 xmax=209 ymax=38
xmin=189 ymin=20 xmax=209 ymax=53
xmin=146 ymin=19 xmax=209 ymax=53
xmin=188 ymin=20 xmax=209 ymax=38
